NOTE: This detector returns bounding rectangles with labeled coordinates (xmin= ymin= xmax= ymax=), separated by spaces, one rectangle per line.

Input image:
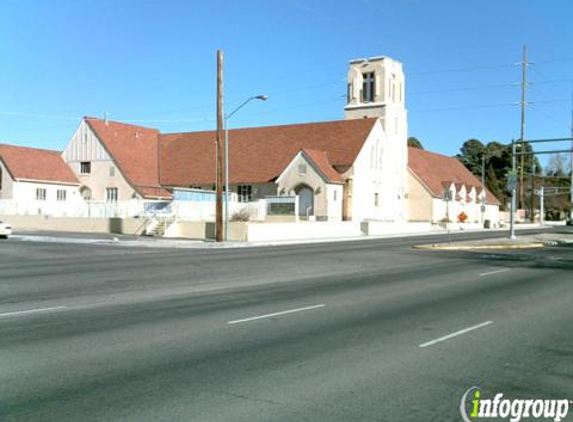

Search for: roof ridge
xmin=84 ymin=116 xmax=159 ymax=132
xmin=163 ymin=117 xmax=378 ymax=137
xmin=0 ymin=142 xmax=62 ymax=155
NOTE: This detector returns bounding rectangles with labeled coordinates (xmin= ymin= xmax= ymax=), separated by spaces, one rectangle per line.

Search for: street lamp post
xmin=224 ymin=95 xmax=268 ymax=241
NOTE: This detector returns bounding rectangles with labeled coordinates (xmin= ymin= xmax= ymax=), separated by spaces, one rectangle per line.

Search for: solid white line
xmin=228 ymin=304 xmax=326 ymax=325
xmin=479 ymin=268 xmax=510 ymax=277
xmin=419 ymin=321 xmax=493 ymax=348
xmin=0 ymin=306 xmax=68 ymax=318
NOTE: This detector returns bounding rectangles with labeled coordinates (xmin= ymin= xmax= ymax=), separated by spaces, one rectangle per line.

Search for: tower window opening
xmin=362 ymin=72 xmax=375 ymax=103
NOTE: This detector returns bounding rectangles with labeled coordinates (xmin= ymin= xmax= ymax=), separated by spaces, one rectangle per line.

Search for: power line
xmin=409 ymin=83 xmax=515 ymax=95
xmin=409 ymin=102 xmax=516 ymax=113
xmin=409 ymin=63 xmax=515 ymax=76
xmin=529 ymin=105 xmax=571 ymax=132
xmin=0 ymin=110 xmax=80 ymax=120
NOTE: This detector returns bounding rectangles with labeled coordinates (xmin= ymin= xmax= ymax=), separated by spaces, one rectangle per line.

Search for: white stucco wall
xmin=431 ymin=198 xmax=499 ymax=225
xmin=326 ymin=184 xmax=343 ymax=221
xmin=350 ymin=119 xmax=407 ymax=222
xmin=7 ymin=181 xmax=82 ymax=215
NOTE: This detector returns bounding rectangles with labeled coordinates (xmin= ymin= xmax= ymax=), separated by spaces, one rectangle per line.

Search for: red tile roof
xmin=159 ymin=118 xmax=377 ymax=186
xmin=301 ymin=149 xmax=344 ymax=184
xmin=408 ymin=147 xmax=501 ymax=205
xmin=0 ymin=143 xmax=79 ymax=185
xmin=85 ymin=118 xmax=171 ymax=199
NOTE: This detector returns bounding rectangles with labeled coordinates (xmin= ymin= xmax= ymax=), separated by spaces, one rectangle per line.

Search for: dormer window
xmin=362 ymin=72 xmax=375 ymax=103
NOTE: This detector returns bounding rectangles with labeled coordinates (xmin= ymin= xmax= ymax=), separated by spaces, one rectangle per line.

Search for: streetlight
xmin=225 ymin=95 xmax=268 ymax=240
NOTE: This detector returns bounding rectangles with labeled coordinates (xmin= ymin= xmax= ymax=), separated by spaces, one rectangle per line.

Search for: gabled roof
xmin=408 ymin=147 xmax=501 ymax=205
xmin=300 ymin=149 xmax=344 ymax=184
xmin=0 ymin=143 xmax=79 ymax=185
xmin=85 ymin=118 xmax=171 ymax=199
xmin=159 ymin=118 xmax=377 ymax=186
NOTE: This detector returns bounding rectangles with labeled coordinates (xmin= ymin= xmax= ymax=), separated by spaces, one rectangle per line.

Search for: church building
xmin=0 ymin=55 xmax=501 ymax=226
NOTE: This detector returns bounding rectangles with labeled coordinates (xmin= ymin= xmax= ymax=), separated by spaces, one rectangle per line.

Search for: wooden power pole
xmin=216 ymin=50 xmax=224 ymax=242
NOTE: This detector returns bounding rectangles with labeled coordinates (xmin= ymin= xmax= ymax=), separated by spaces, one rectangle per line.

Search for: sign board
xmin=506 ymin=171 xmax=517 ymax=192
xmin=266 ymin=196 xmax=296 ymax=216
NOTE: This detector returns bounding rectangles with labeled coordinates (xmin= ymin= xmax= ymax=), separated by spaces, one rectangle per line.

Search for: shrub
xmin=230 ymin=208 xmax=250 ymax=222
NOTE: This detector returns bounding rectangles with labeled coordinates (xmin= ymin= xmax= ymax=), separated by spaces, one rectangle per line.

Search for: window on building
xmin=36 ymin=188 xmax=47 ymax=201
xmin=374 ymin=193 xmax=379 ymax=207
xmin=347 ymin=83 xmax=352 ymax=103
xmin=298 ymin=163 xmax=307 ymax=174
xmin=362 ymin=72 xmax=375 ymax=102
xmin=80 ymin=162 xmax=91 ymax=174
xmin=109 ymin=166 xmax=115 ymax=177
xmin=391 ymin=74 xmax=397 ymax=102
xmin=0 ymin=167 xmax=2 ymax=190
xmin=333 ymin=190 xmax=337 ymax=201
xmin=237 ymin=185 xmax=252 ymax=203
xmin=106 ymin=187 xmax=118 ymax=202
xmin=57 ymin=189 xmax=67 ymax=201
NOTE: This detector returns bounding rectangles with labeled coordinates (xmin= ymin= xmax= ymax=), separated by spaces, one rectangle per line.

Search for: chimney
xmin=104 ymin=111 xmax=109 ymax=125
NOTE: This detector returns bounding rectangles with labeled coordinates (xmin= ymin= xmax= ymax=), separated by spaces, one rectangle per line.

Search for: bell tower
xmin=344 ymin=56 xmax=407 ymax=140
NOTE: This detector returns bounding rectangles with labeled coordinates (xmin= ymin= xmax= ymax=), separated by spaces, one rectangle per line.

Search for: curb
xmin=413 ymin=243 xmax=545 ymax=251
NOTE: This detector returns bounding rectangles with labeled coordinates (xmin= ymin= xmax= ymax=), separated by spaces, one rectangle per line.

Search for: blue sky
xmin=1 ymin=0 xmax=572 ymax=160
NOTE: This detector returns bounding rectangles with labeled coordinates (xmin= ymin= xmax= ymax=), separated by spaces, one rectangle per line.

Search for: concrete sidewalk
xmin=8 ymin=223 xmax=559 ymax=249
xmin=414 ymin=229 xmax=573 ymax=251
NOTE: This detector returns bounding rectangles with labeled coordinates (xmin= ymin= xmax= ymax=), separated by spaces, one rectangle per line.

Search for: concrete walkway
xmin=8 ymin=223 xmax=559 ymax=249
xmin=414 ymin=228 xmax=573 ymax=250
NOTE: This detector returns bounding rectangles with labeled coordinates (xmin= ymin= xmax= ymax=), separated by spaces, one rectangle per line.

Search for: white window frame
xmin=237 ymin=185 xmax=252 ymax=203
xmin=106 ymin=187 xmax=118 ymax=203
xmin=36 ymin=188 xmax=47 ymax=201
xmin=80 ymin=162 xmax=91 ymax=174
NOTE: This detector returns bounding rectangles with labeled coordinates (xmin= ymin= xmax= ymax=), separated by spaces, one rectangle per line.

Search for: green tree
xmin=407 ymin=137 xmax=424 ymax=150
xmin=457 ymin=139 xmax=485 ymax=175
xmin=485 ymin=163 xmax=506 ymax=208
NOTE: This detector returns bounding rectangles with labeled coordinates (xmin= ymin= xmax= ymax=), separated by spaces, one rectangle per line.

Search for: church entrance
xmin=295 ymin=184 xmax=314 ymax=219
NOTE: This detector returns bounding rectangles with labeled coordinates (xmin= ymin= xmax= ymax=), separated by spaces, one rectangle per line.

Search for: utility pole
xmin=518 ymin=45 xmax=529 ymax=211
xmin=510 ymin=139 xmax=517 ymax=239
xmin=530 ymin=161 xmax=536 ymax=222
xmin=481 ymin=153 xmax=486 ymax=224
xmin=216 ymin=50 xmax=224 ymax=242
xmin=540 ymin=186 xmax=544 ymax=225
xmin=570 ymin=89 xmax=573 ymax=219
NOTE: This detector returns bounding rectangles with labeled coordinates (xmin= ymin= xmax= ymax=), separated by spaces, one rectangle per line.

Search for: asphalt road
xmin=0 ymin=227 xmax=572 ymax=421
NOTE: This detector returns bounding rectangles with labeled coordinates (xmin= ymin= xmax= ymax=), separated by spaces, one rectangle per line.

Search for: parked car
xmin=0 ymin=221 xmax=13 ymax=238
xmin=566 ymin=216 xmax=573 ymax=226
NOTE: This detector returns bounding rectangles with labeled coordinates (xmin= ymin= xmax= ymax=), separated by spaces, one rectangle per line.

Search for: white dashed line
xmin=479 ymin=268 xmax=510 ymax=277
xmin=0 ymin=306 xmax=68 ymax=318
xmin=228 ymin=304 xmax=325 ymax=325
xmin=419 ymin=321 xmax=493 ymax=348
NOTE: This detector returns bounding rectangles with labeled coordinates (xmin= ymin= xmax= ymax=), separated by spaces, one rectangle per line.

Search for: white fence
xmin=0 ymin=198 xmax=267 ymax=222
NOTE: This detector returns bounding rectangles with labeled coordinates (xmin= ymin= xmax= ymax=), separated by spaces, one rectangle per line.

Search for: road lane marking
xmin=0 ymin=306 xmax=68 ymax=318
xmin=228 ymin=304 xmax=325 ymax=325
xmin=419 ymin=321 xmax=493 ymax=348
xmin=479 ymin=268 xmax=510 ymax=277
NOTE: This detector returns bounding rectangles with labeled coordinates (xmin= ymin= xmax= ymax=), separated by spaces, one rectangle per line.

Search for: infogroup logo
xmin=460 ymin=387 xmax=571 ymax=422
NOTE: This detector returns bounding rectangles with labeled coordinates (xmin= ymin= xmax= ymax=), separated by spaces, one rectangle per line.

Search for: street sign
xmin=506 ymin=171 xmax=517 ymax=192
